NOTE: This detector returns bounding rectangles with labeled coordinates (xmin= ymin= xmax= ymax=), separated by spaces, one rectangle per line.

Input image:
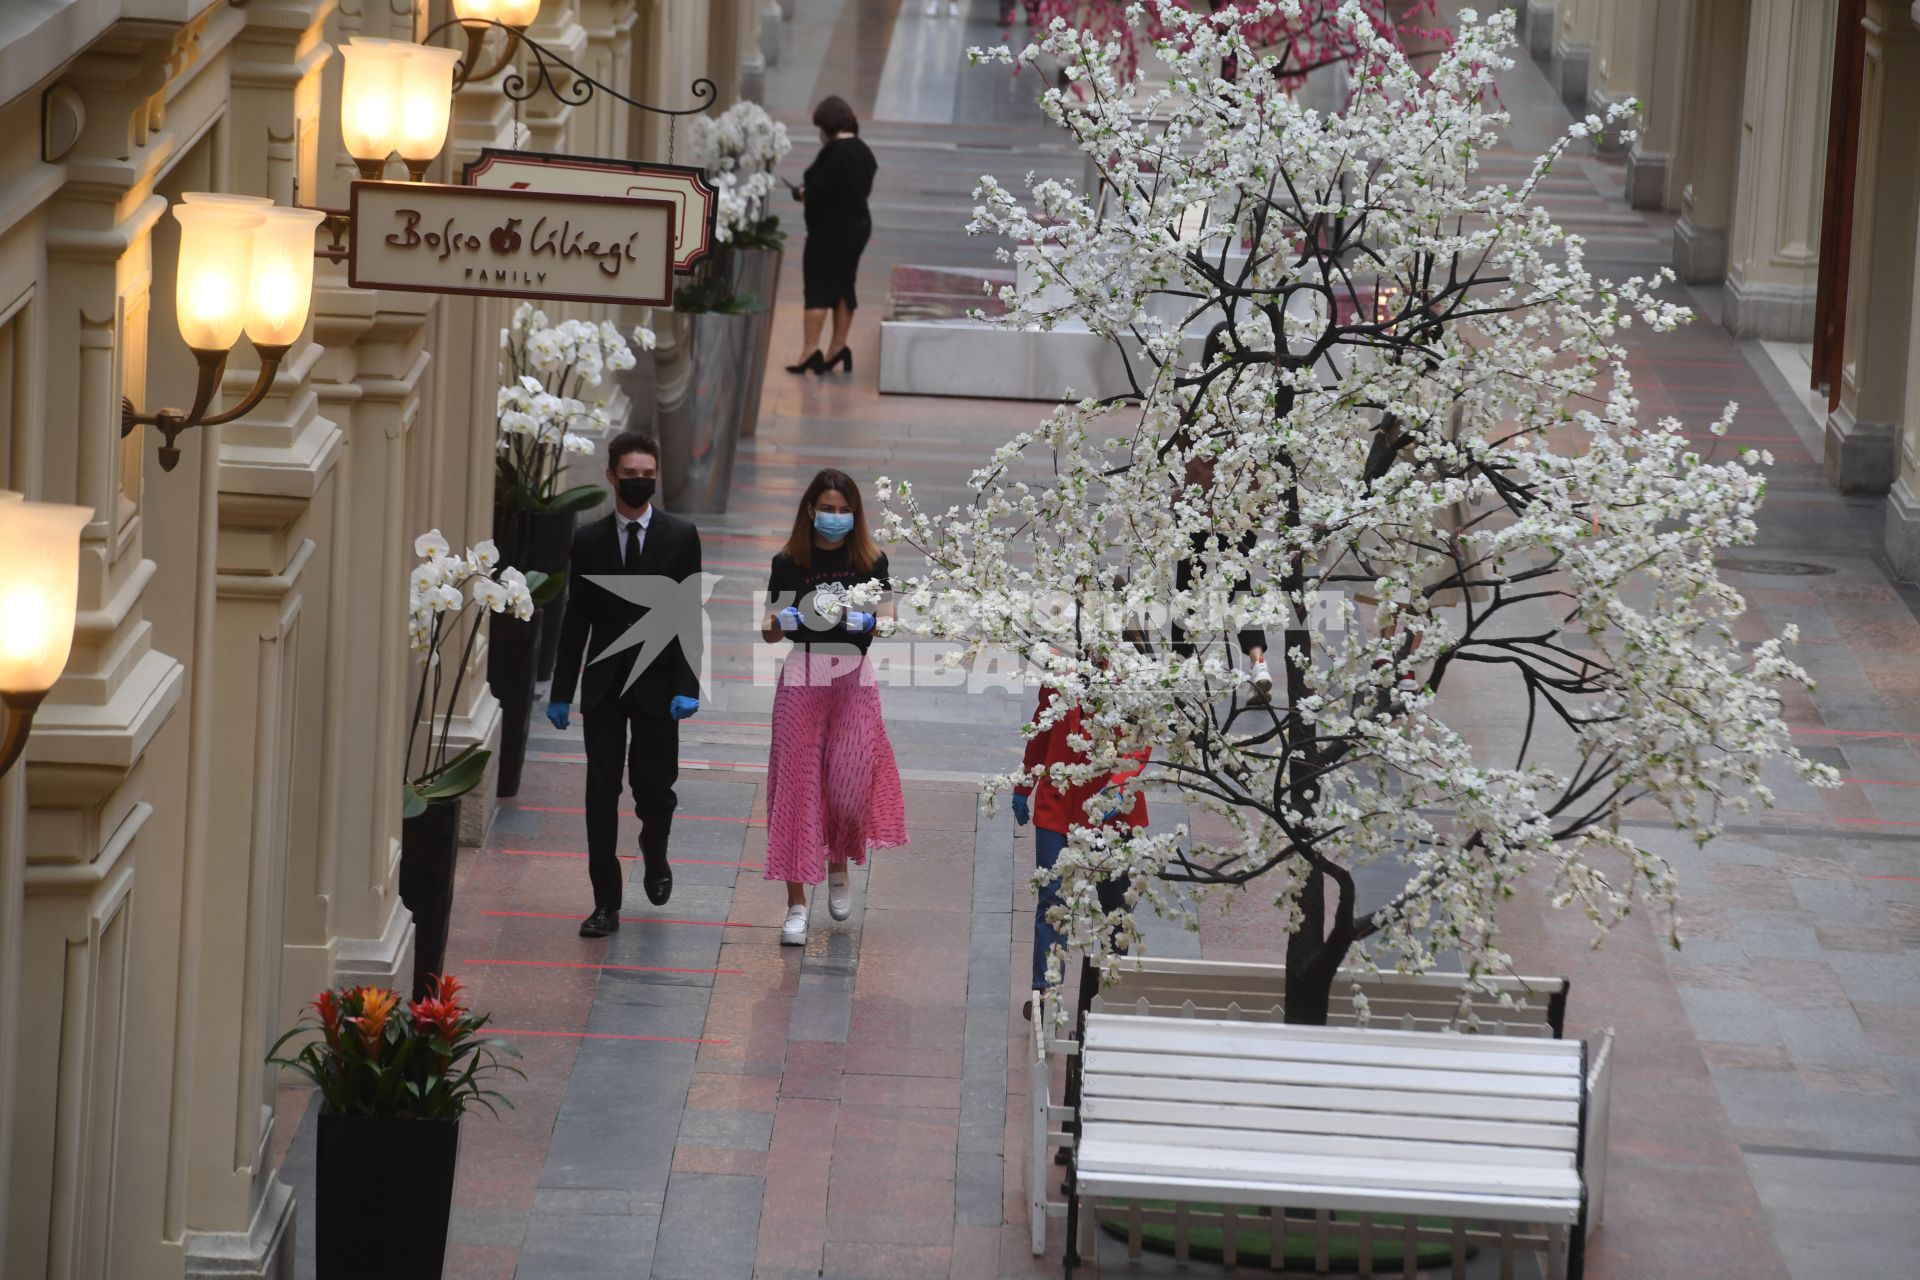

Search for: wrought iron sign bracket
xmin=430 ymin=18 xmax=716 ymax=119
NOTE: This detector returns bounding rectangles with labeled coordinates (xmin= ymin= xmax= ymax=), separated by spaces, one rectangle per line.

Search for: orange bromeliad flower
xmin=346 ymin=987 xmax=401 ymax=1059
xmin=313 ymin=989 xmax=344 ymax=1050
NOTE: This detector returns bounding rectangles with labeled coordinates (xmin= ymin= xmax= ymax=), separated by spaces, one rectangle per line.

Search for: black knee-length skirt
xmin=802 ymin=215 xmax=872 ymax=310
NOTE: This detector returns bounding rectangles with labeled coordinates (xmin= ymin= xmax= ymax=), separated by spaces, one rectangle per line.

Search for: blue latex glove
xmin=668 ymin=695 xmax=700 ymax=721
xmin=1095 ymin=787 xmax=1122 ymax=823
xmin=776 ymin=606 xmax=804 ymax=632
xmin=844 ymin=610 xmax=876 ymax=634
xmin=545 ymin=702 xmax=571 ymax=731
xmin=1011 ymin=793 xmax=1031 ymax=827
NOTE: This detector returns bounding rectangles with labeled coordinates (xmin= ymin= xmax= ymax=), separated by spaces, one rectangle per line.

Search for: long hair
xmin=781 ymin=468 xmax=880 ymax=572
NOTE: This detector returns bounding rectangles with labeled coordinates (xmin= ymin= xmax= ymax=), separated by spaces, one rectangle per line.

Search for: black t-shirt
xmin=767 ymin=546 xmax=890 ymax=655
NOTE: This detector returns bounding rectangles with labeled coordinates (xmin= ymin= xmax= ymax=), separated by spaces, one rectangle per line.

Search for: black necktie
xmin=623 ymin=519 xmax=640 ymax=572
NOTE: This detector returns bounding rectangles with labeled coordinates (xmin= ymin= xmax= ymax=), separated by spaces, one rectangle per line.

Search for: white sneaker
xmin=924 ymin=0 xmax=940 ymax=13
xmin=948 ymin=1 xmax=961 ymax=15
xmin=827 ymin=870 xmax=852 ymax=920
xmin=781 ymin=904 xmax=808 ymax=946
xmin=1250 ymin=659 xmax=1273 ymax=705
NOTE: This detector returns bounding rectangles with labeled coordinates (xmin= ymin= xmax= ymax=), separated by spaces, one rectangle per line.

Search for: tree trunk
xmin=1283 ymin=867 xmax=1334 ymax=1024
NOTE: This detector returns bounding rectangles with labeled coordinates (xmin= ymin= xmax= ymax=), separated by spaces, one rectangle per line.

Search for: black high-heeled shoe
xmin=785 ymin=350 xmax=826 ymax=374
xmin=817 ymin=347 xmax=853 ymax=374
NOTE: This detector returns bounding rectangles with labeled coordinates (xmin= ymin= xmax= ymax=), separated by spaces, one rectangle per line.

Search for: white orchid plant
xmin=678 ymin=101 xmax=793 ymax=313
xmin=404 ymin=530 xmax=541 ymax=817
xmin=496 ymin=302 xmax=655 ymax=514
xmin=879 ymin=2 xmax=1838 ymax=1018
xmin=687 ymin=99 xmax=793 ymax=249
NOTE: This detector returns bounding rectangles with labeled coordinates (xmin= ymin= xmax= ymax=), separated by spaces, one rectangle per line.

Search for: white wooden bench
xmin=1027 ymin=958 xmax=1578 ymax=1255
xmin=1066 ymin=1013 xmax=1612 ymax=1279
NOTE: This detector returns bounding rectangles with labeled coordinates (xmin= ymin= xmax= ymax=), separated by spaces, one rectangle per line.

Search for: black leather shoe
xmin=579 ymin=908 xmax=620 ymax=938
xmin=784 ymin=350 xmax=826 ymax=374
xmin=642 ymin=855 xmax=673 ymax=906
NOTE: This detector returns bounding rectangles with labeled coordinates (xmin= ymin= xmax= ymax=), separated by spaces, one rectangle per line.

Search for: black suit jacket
xmin=551 ymin=508 xmax=703 ymax=715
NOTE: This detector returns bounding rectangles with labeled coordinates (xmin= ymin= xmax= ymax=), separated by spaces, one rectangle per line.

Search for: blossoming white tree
xmin=881 ymin=2 xmax=1836 ymax=1021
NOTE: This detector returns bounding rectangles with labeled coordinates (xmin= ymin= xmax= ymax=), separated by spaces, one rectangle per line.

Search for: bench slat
xmin=1086 ymin=1119 xmax=1575 ymax=1169
xmin=1083 ymin=1071 xmax=1580 ymax=1126
xmin=1075 ymin=1169 xmax=1582 ymax=1227
xmin=1089 ymin=1012 xmax=1583 ymax=1061
xmin=1087 ymin=1019 xmax=1578 ymax=1077
xmin=1078 ymin=1139 xmax=1582 ymax=1202
xmin=1081 ymin=1097 xmax=1579 ymax=1152
xmin=1085 ymin=1049 xmax=1583 ymax=1102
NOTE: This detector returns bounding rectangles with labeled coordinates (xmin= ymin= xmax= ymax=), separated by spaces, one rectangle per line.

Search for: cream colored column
xmin=1551 ymin=0 xmax=1599 ymax=103
xmin=1723 ymin=0 xmax=1836 ymax=339
xmin=739 ymin=0 xmax=768 ymax=103
xmin=523 ymin=0 xmax=590 ymax=154
xmin=1617 ymin=0 xmax=1693 ymax=208
xmin=632 ymin=0 xmax=711 ymax=165
xmin=4 ymin=10 xmax=226 ymax=1276
xmin=181 ymin=3 xmax=338 ymax=1276
xmin=1525 ymin=1 xmax=1558 ymax=63
xmin=1827 ymin=5 xmax=1920 ymax=493
xmin=1669 ymin=0 xmax=1749 ymax=279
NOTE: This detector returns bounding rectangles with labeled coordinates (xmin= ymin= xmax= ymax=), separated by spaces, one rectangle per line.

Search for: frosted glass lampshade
xmin=340 ymin=38 xmax=411 ymax=166
xmin=395 ymin=44 xmax=463 ymax=164
xmin=0 ymin=497 xmax=92 ymax=694
xmin=495 ymin=0 xmax=541 ymax=27
xmin=172 ymin=200 xmax=264 ymax=351
xmin=244 ymin=207 xmax=327 ymax=347
xmin=452 ymin=0 xmax=500 ymax=21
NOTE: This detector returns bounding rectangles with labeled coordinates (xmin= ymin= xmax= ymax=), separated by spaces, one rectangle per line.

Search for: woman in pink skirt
xmin=761 ymin=469 xmax=908 ymax=945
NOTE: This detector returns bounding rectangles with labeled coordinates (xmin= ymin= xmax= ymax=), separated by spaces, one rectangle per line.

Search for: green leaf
xmin=527 ymin=569 xmax=567 ymax=606
xmin=418 ymin=747 xmax=491 ymax=801
xmin=542 ymin=484 xmax=609 ymax=514
xmin=401 ymin=785 xmax=428 ymax=820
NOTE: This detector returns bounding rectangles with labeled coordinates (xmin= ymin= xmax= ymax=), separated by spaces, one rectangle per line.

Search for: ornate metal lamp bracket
xmin=120 ymin=344 xmax=293 ymax=472
xmin=428 ymin=18 xmax=716 ymax=118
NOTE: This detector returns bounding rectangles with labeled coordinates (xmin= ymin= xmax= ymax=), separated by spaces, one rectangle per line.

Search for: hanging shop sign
xmin=462 ymin=149 xmax=717 ymax=272
xmin=347 ymin=180 xmax=677 ymax=306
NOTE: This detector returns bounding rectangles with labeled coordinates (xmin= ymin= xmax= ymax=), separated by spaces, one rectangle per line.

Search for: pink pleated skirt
xmin=763 ymin=650 xmax=909 ymax=884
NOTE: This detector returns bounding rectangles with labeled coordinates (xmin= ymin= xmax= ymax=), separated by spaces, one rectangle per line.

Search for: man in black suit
xmin=546 ymin=431 xmax=703 ymax=937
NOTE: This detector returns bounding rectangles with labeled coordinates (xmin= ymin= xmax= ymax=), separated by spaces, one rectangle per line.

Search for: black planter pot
xmin=316 ymin=1111 xmax=460 ymax=1279
xmin=489 ymin=506 xmax=577 ymax=798
xmin=399 ymin=796 xmax=460 ymax=1002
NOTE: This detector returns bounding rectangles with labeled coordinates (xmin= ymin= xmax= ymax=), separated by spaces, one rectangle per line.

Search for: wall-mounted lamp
xmin=121 ymin=196 xmax=325 ymax=472
xmin=340 ymin=36 xmax=463 ymax=181
xmin=0 ymin=493 xmax=91 ymax=780
xmin=447 ymin=0 xmax=543 ymax=90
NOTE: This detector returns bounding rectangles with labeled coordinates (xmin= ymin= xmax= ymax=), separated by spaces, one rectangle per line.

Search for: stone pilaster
xmin=1825 ymin=4 xmax=1918 ymax=496
xmin=1723 ymin=0 xmax=1834 ymax=339
xmin=1551 ymin=0 xmax=1597 ymax=105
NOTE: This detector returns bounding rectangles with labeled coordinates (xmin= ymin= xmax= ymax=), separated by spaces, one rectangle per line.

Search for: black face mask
xmin=616 ymin=476 xmax=655 ymax=508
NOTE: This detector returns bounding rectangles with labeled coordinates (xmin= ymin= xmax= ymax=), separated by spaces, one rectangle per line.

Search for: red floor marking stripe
xmin=492 ymin=1028 xmax=732 ymax=1044
xmin=464 ymin=958 xmax=745 ymax=975
xmin=515 ymin=807 xmax=765 ymax=824
xmin=482 ymin=910 xmax=751 ymax=927
xmin=1864 ymin=875 xmax=1920 ymax=882
xmin=1833 ymin=816 xmax=1920 ymax=829
xmin=499 ymin=848 xmax=764 ymax=869
xmin=1840 ymin=777 xmax=1920 ymax=789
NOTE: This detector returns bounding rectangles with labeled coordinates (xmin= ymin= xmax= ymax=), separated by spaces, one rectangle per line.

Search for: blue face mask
xmin=813 ymin=511 xmax=855 ymax=540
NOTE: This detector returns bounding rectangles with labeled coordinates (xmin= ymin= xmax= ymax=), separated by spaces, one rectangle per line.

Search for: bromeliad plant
xmin=889 ymin=3 xmax=1838 ymax=1019
xmin=404 ymin=530 xmax=544 ymax=817
xmin=269 ymin=974 xmax=522 ymax=1119
xmin=496 ymin=302 xmax=655 ymax=514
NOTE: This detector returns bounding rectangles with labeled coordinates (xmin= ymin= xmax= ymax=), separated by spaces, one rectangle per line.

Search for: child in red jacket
xmin=1012 ymin=685 xmax=1148 ymax=998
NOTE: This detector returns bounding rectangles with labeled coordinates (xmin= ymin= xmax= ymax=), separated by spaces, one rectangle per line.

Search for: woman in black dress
xmin=786 ymin=96 xmax=878 ymax=375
